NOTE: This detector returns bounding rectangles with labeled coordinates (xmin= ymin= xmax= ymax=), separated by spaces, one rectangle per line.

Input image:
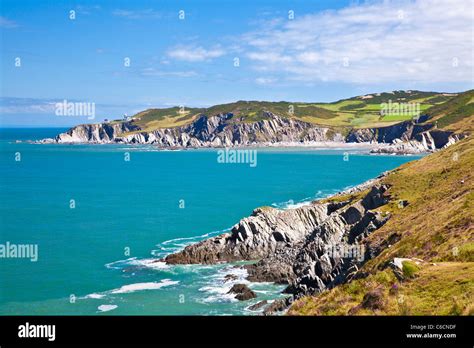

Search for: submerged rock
xmin=227 ymin=284 xmax=256 ymax=301
xmin=248 ymin=300 xmax=268 ymax=311
xmin=263 ymin=298 xmax=293 ymax=315
xmin=223 ymin=274 xmax=238 ymax=283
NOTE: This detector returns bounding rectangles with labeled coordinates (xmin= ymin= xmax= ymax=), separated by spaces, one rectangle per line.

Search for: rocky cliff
xmin=165 ymin=182 xmax=393 ymax=310
xmin=41 ymin=112 xmax=463 ymax=153
xmin=43 ymin=113 xmax=342 ymax=146
xmin=287 ymin=136 xmax=474 ymax=316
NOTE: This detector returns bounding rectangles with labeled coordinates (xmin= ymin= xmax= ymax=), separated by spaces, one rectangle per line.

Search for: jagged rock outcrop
xmin=369 ymin=130 xmax=465 ymax=154
xmin=346 ymin=120 xmax=433 ymax=144
xmin=165 ymin=183 xmax=392 ymax=308
xmin=248 ymin=300 xmax=268 ymax=311
xmin=348 ymin=120 xmax=466 ymax=154
xmin=40 ymin=121 xmax=140 ymax=143
xmin=164 ymin=201 xmax=346 ymax=264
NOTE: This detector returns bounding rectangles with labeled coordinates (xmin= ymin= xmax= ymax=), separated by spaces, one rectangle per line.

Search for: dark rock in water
xmin=223 ymin=274 xmax=238 ymax=283
xmin=263 ymin=297 xmax=293 ymax=315
xmin=248 ymin=300 xmax=268 ymax=311
xmin=227 ymin=284 xmax=256 ymax=301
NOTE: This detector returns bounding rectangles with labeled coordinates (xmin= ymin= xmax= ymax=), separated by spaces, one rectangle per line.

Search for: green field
xmin=107 ymin=90 xmax=466 ymax=133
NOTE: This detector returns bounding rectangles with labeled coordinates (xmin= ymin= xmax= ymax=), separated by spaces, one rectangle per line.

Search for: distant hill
xmin=46 ymin=89 xmax=472 ymax=151
xmin=112 ymin=90 xmax=462 ymax=132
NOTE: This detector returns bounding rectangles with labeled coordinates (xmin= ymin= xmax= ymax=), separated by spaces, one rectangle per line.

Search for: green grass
xmin=424 ymin=90 xmax=474 ymax=131
xmin=108 ymin=90 xmax=463 ymax=132
xmin=289 ymin=263 xmax=474 ymax=315
xmin=288 ymin=136 xmax=474 ymax=316
xmin=402 ymin=261 xmax=420 ymax=279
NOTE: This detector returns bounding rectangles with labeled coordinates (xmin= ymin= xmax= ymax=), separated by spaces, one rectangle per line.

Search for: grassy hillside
xmin=289 ymin=135 xmax=474 ymax=316
xmin=109 ymin=90 xmax=462 ymax=133
xmin=310 ymin=90 xmax=451 ymax=127
xmin=423 ymin=89 xmax=474 ymax=132
xmin=124 ymin=107 xmax=204 ymax=131
xmin=289 ymin=262 xmax=473 ymax=315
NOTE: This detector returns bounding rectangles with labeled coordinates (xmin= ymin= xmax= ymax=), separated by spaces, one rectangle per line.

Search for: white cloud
xmin=247 ymin=52 xmax=292 ymax=64
xmin=75 ymin=5 xmax=101 ymax=15
xmin=167 ymin=46 xmax=225 ymax=62
xmin=0 ymin=16 xmax=18 ymax=28
xmin=112 ymin=9 xmax=161 ymax=19
xmin=255 ymin=77 xmax=277 ymax=85
xmin=0 ymin=98 xmax=57 ymax=114
xmin=242 ymin=0 xmax=473 ymax=84
xmin=140 ymin=68 xmax=197 ymax=77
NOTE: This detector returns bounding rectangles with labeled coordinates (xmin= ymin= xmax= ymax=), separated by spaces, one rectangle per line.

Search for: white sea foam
xmin=150 ymin=228 xmax=231 ymax=259
xmin=105 ymin=257 xmax=138 ymax=270
xmin=133 ymin=258 xmax=170 ymax=270
xmin=159 ymin=228 xmax=229 ymax=246
xmin=271 ymin=197 xmax=313 ymax=209
xmin=85 ymin=293 xmax=106 ymax=299
xmin=253 ymin=290 xmax=270 ymax=294
xmin=105 ymin=227 xmax=232 ymax=274
xmin=198 ymin=266 xmax=250 ymax=303
xmin=98 ymin=304 xmax=118 ymax=312
xmin=110 ymin=279 xmax=179 ymax=294
xmin=84 ymin=279 xmax=179 ymax=301
xmin=271 ymin=189 xmax=342 ymax=210
xmin=200 ymin=294 xmax=237 ymax=303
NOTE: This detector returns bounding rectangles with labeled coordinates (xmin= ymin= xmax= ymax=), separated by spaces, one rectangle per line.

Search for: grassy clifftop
xmin=423 ymin=89 xmax=474 ymax=132
xmin=110 ymin=90 xmax=467 ymax=131
xmin=289 ymin=135 xmax=474 ymax=315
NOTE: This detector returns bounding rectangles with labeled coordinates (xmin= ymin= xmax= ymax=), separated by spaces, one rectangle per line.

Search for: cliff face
xmin=42 ymin=112 xmax=462 ymax=152
xmin=346 ymin=120 xmax=433 ymax=143
xmin=165 ymin=184 xmax=391 ymax=299
xmin=165 ymin=201 xmax=345 ymax=265
xmin=347 ymin=120 xmax=465 ymax=153
xmin=288 ymin=137 xmax=474 ymax=316
xmin=50 ymin=122 xmax=140 ymax=143
xmin=45 ymin=113 xmax=342 ymax=146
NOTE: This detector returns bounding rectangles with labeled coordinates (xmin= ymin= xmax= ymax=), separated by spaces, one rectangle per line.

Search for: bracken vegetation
xmin=288 ymin=114 xmax=473 ymax=315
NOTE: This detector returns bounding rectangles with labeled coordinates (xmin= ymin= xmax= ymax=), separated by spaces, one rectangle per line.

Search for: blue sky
xmin=1 ymin=0 xmax=473 ymax=126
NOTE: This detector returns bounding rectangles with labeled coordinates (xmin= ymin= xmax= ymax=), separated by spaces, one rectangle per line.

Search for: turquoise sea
xmin=0 ymin=128 xmax=420 ymax=315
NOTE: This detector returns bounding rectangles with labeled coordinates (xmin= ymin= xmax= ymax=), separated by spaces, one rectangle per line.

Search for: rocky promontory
xmin=164 ymin=181 xmax=393 ymax=313
xmin=40 ymin=112 xmax=463 ymax=154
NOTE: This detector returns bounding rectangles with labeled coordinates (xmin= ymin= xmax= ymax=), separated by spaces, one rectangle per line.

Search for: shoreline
xmin=24 ymin=139 xmax=431 ymax=155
